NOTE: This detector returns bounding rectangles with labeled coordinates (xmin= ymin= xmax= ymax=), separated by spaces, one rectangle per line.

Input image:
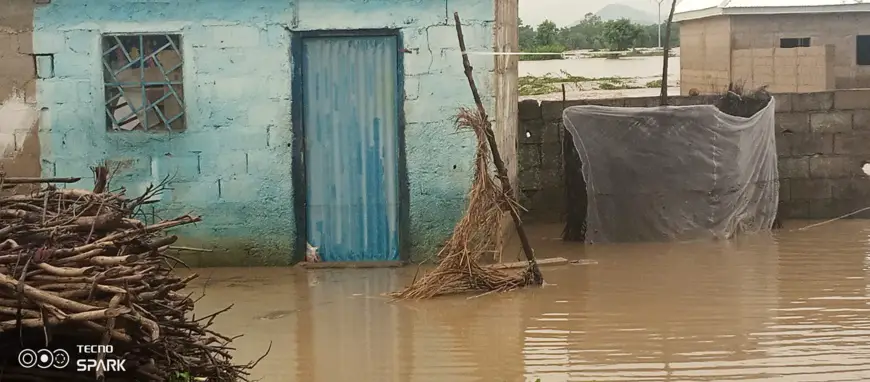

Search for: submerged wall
xmin=29 ymin=0 xmax=500 ymax=265
xmin=518 ymin=90 xmax=870 ymax=222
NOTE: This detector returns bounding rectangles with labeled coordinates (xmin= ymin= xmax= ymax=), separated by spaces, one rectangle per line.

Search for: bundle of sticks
xmin=0 ymin=168 xmax=258 ymax=381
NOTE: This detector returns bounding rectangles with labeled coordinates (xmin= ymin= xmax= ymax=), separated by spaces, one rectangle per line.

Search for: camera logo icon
xmin=18 ymin=348 xmax=70 ymax=369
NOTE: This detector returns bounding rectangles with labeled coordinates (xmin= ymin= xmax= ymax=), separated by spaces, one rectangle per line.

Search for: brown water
xmin=188 ymin=220 xmax=870 ymax=382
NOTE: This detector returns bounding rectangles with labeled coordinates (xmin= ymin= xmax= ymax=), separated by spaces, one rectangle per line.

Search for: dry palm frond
xmin=391 ymin=108 xmax=537 ymax=300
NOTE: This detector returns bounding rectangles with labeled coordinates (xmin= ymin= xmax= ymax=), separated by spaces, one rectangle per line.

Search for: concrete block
xmin=588 ymin=98 xmax=626 ymax=107
xmin=540 ymin=142 xmax=562 ymax=170
xmin=776 ymin=134 xmax=791 ymax=156
xmin=164 ymin=152 xmax=201 ymax=182
xmin=792 ymin=91 xmax=834 ymax=111
xmin=540 ymin=121 xmax=561 ymax=144
xmin=624 ymin=97 xmax=654 ymax=107
xmin=539 ymin=167 xmax=563 ymax=189
xmin=16 ymin=32 xmax=33 ymax=55
xmin=519 ymin=164 xmax=541 ymax=190
xmin=778 ymin=199 xmax=810 ymax=219
xmin=831 ymin=178 xmax=870 ymax=200
xmin=809 ymin=156 xmax=857 ymax=178
xmin=247 ymin=98 xmax=286 ymax=128
xmin=833 ymin=89 xmax=870 ymax=110
xmin=32 ymin=31 xmax=65 ymax=54
xmin=779 ymin=178 xmax=791 ymax=201
xmin=834 ymin=132 xmax=870 ymax=155
xmin=210 ymin=26 xmax=260 ymax=48
xmin=518 ymin=99 xmax=541 ymax=121
xmin=518 ymin=143 xmax=541 ymax=172
xmin=776 ymin=112 xmax=809 ymax=133
xmin=810 ymin=111 xmax=852 ymax=133
xmin=787 ymin=133 xmax=834 ymax=156
xmin=540 ymin=101 xmax=566 ymax=122
xmin=519 ymin=119 xmax=544 ymax=144
xmin=52 ymin=52 xmax=92 ymax=80
xmin=808 ymin=198 xmax=837 ymax=219
xmin=789 ymin=179 xmax=832 ymax=199
xmin=779 ymin=157 xmax=810 ymax=178
xmin=852 ymin=110 xmax=870 ymax=130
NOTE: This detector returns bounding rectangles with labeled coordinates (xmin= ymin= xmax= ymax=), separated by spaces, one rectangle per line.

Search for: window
xmin=779 ymin=37 xmax=810 ymax=49
xmin=102 ymin=34 xmax=185 ymax=132
xmin=858 ymin=35 xmax=870 ymax=66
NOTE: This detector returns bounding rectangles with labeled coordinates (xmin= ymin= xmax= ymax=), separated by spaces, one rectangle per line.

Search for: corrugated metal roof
xmin=675 ymin=0 xmax=870 ymax=21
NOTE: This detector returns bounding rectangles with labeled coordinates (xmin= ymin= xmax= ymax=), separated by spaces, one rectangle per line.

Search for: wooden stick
xmin=485 ymin=257 xmax=569 ymax=270
xmin=453 ymin=12 xmax=542 ymax=284
xmin=0 ymin=176 xmax=82 ymax=184
xmin=659 ymin=0 xmax=678 ymax=105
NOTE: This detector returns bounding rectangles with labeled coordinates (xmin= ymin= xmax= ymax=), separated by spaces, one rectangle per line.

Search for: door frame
xmin=289 ymin=29 xmax=410 ymax=264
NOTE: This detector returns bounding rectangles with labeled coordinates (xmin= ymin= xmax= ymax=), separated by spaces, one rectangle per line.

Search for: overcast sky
xmin=519 ymin=0 xmax=671 ymax=27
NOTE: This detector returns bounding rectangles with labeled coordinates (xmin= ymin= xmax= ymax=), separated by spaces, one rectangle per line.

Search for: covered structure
xmin=675 ymin=0 xmax=870 ymax=94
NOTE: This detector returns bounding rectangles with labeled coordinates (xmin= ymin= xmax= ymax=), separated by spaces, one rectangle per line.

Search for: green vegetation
xmin=519 ymin=13 xmax=681 ymax=61
xmin=518 ymin=70 xmax=649 ymax=96
xmin=645 ymin=79 xmax=663 ymax=88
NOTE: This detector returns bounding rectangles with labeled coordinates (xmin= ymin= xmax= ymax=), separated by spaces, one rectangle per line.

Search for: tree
xmin=518 ymin=18 xmax=536 ymax=51
xmin=602 ymin=18 xmax=643 ymax=51
xmin=535 ymin=20 xmax=559 ymax=46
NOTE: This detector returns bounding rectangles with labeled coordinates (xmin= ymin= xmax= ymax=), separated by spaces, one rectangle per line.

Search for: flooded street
xmin=188 ymin=220 xmax=870 ymax=381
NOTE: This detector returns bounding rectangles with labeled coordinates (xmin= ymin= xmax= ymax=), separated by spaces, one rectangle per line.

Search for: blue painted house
xmin=21 ymin=0 xmax=520 ymax=265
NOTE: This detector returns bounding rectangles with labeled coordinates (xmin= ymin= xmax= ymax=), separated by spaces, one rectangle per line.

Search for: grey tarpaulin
xmin=562 ymin=99 xmax=779 ymax=243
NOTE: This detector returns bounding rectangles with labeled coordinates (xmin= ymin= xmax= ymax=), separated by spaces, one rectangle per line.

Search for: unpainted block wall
xmin=518 ymin=90 xmax=870 ymax=222
xmin=731 ymin=46 xmax=835 ymax=93
xmin=32 ymin=0 xmax=500 ymax=265
xmin=0 ymin=0 xmax=41 ymax=183
xmin=731 ymin=13 xmax=870 ymax=89
xmin=678 ymin=16 xmax=732 ymax=95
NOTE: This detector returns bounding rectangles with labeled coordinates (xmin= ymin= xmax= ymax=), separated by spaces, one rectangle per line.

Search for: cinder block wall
xmin=678 ymin=16 xmax=732 ymax=95
xmin=732 ymin=46 xmax=835 ymax=93
xmin=518 ymin=90 xmax=870 ymax=222
xmin=731 ymin=13 xmax=870 ymax=89
xmin=0 ymin=0 xmax=41 ymax=182
xmin=30 ymin=0 xmax=500 ymax=265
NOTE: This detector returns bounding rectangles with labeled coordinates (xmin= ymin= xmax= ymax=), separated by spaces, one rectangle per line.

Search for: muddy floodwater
xmin=187 ymin=220 xmax=870 ymax=381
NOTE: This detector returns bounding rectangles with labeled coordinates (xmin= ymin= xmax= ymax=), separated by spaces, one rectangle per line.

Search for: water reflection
xmin=187 ymin=220 xmax=870 ymax=382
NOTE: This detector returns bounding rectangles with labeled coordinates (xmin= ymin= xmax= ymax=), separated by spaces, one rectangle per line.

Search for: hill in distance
xmin=595 ymin=3 xmax=660 ymax=25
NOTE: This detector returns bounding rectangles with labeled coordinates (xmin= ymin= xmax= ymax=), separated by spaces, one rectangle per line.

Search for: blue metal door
xmin=302 ymin=35 xmax=400 ymax=262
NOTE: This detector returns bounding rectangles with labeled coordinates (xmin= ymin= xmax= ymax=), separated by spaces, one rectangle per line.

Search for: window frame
xmin=779 ymin=37 xmax=810 ymax=49
xmin=857 ymin=35 xmax=870 ymax=66
xmin=101 ymin=33 xmax=186 ymax=133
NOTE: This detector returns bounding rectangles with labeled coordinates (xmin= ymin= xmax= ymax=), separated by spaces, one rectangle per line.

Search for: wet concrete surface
xmin=187 ymin=220 xmax=870 ymax=381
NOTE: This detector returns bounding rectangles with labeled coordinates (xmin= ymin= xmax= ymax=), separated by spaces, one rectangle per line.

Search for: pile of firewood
xmin=0 ymin=168 xmax=261 ymax=381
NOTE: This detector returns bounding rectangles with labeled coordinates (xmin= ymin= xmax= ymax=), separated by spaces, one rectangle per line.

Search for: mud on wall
xmin=518 ymin=90 xmax=870 ymax=222
xmin=0 ymin=0 xmax=41 ymax=183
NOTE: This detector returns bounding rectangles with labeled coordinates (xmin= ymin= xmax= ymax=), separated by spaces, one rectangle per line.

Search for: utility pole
xmin=654 ymin=0 xmax=665 ymax=48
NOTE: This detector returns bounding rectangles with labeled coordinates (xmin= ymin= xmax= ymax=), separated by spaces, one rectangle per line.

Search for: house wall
xmin=678 ymin=16 xmax=732 ymax=95
xmin=730 ymin=13 xmax=870 ymax=89
xmin=0 ymin=0 xmax=41 ymax=185
xmin=31 ymin=0 xmax=501 ymax=265
xmin=518 ymin=90 xmax=870 ymax=223
xmin=731 ymin=46 xmax=835 ymax=93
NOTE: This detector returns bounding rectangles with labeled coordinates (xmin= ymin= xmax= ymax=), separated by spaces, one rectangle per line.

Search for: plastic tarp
xmin=562 ymin=99 xmax=779 ymax=244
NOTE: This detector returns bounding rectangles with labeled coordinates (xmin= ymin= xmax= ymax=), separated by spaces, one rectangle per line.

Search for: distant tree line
xmin=519 ymin=13 xmax=681 ymax=60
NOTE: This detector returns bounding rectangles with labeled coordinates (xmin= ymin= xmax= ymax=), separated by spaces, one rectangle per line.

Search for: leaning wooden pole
xmin=453 ymin=12 xmax=543 ymax=284
xmin=659 ymin=0 xmax=678 ymax=105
